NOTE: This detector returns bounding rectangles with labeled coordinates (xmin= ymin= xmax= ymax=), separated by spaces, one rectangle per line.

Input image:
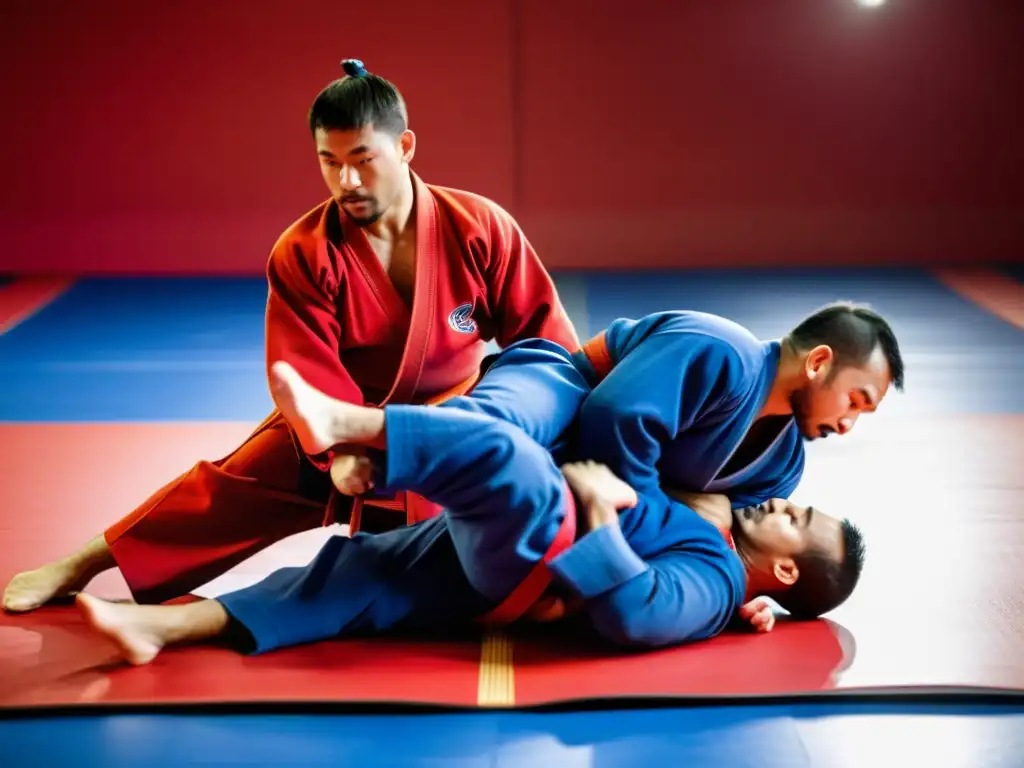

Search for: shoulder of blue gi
xmin=573 ymin=310 xmax=766 ymax=392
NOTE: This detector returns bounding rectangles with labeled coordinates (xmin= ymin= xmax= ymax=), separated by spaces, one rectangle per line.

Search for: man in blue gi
xmin=572 ymin=301 xmax=904 ymax=513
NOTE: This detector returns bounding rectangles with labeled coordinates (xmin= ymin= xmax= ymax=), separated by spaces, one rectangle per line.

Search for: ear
xmin=772 ymin=558 xmax=799 ymax=587
xmin=804 ymin=345 xmax=834 ymax=381
xmin=399 ymin=130 xmax=416 ymax=164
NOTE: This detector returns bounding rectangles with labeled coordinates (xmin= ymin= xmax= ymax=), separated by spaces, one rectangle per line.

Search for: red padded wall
xmin=514 ymin=0 xmax=1024 ymax=267
xmin=0 ymin=0 xmax=515 ymax=273
xmin=0 ymin=0 xmax=1020 ymax=273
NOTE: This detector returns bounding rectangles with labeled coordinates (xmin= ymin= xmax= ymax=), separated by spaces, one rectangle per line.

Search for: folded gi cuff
xmin=547 ymin=522 xmax=648 ymax=600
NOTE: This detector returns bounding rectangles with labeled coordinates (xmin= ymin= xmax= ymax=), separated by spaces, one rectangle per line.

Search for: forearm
xmin=548 ymin=501 xmax=740 ymax=649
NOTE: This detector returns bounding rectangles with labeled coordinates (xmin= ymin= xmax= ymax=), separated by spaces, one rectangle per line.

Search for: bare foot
xmin=4 ymin=563 xmax=83 ymax=612
xmin=269 ymin=361 xmax=377 ymax=454
xmin=76 ymin=594 xmax=164 ymax=666
xmin=4 ymin=536 xmax=114 ymax=613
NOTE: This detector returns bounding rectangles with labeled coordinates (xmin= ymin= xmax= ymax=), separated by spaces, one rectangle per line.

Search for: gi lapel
xmin=348 ymin=173 xmax=445 ymax=530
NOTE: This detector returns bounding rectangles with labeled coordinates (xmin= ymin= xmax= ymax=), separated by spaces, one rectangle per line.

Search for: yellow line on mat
xmin=477 ymin=630 xmax=515 ymax=707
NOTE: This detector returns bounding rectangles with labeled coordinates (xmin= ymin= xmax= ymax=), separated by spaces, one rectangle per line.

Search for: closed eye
xmin=854 ymin=388 xmax=878 ymax=413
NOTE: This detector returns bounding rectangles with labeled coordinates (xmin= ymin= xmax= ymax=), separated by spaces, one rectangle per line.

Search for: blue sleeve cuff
xmin=547 ymin=523 xmax=648 ymax=600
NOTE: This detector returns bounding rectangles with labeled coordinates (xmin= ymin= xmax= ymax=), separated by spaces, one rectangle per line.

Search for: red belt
xmin=475 ymin=482 xmax=578 ymax=627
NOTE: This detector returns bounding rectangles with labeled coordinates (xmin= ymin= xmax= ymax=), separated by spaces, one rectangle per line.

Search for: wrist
xmin=583 ymin=497 xmax=619 ymax=531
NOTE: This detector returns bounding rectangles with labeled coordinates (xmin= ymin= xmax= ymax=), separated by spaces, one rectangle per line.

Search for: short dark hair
xmin=786 ymin=301 xmax=904 ymax=392
xmin=308 ymin=68 xmax=408 ymax=137
xmin=774 ymin=519 xmax=866 ymax=619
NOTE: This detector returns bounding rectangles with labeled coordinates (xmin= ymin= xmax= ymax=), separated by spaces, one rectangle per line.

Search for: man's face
xmin=314 ymin=125 xmax=414 ymax=226
xmin=790 ymin=344 xmax=892 ymax=440
xmin=732 ymin=498 xmax=844 ymax=590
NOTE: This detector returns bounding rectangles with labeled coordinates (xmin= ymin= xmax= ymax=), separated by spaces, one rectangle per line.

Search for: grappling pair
xmin=78 ymin=308 xmax=891 ymax=665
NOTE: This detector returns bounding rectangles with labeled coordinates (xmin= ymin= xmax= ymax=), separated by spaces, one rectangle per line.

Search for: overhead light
xmin=855 ymin=0 xmax=887 ymax=7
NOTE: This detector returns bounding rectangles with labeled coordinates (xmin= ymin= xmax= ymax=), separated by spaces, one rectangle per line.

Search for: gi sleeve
xmin=483 ymin=203 xmax=581 ymax=353
xmin=548 ymin=518 xmax=746 ymax=648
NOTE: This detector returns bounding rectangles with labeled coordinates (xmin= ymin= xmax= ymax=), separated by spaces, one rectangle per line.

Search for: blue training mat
xmin=1 ymin=702 xmax=1022 ymax=767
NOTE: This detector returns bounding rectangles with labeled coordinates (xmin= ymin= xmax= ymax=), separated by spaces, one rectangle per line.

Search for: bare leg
xmin=76 ymin=593 xmax=230 ymax=666
xmin=3 ymin=535 xmax=116 ymax=613
xmin=269 ymin=362 xmax=386 ymax=454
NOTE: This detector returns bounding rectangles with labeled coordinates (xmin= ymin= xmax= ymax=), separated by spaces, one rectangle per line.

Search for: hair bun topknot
xmin=340 ymin=59 xmax=368 ymax=78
